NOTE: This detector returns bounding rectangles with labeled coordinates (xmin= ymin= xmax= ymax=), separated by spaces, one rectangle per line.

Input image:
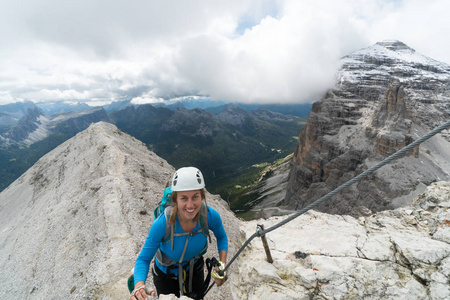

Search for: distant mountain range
xmin=0 ymin=98 xmax=310 ymax=140
xmin=0 ymin=102 xmax=37 ymax=134
xmin=109 ymin=104 xmax=306 ymax=205
xmin=0 ymin=101 xmax=307 ymax=203
xmin=0 ymin=96 xmax=312 ymax=118
xmin=101 ymin=97 xmax=312 ymax=116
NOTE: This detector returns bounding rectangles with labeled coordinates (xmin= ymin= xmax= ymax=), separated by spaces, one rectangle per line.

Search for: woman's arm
xmin=133 ymin=215 xmax=167 ymax=287
xmin=207 ymin=207 xmax=228 ymax=253
xmin=219 ymin=249 xmax=227 ymax=264
xmin=208 ymin=207 xmax=229 ymax=287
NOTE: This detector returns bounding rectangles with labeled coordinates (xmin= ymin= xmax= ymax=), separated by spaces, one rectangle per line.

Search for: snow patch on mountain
xmin=339 ymin=40 xmax=450 ymax=87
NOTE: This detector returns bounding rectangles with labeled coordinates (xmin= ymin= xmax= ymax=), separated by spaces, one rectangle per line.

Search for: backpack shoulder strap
xmin=163 ymin=205 xmax=192 ymax=250
xmin=162 ymin=206 xmax=173 ymax=245
xmin=199 ymin=203 xmax=211 ymax=242
xmin=163 ymin=203 xmax=211 ymax=247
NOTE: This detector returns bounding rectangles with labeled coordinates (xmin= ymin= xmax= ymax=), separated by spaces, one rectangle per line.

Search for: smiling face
xmin=175 ymin=189 xmax=203 ymax=223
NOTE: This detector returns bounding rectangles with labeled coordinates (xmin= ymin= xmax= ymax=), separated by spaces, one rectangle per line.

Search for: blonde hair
xmin=169 ymin=189 xmax=206 ymax=224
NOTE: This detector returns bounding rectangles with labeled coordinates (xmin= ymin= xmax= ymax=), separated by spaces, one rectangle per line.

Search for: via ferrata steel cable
xmin=204 ymin=120 xmax=450 ymax=296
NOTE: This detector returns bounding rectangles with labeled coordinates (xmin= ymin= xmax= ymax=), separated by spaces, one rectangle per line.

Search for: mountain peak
xmin=217 ymin=104 xmax=250 ymax=126
xmin=287 ymin=39 xmax=450 ymax=216
xmin=342 ymin=39 xmax=449 ymax=69
xmin=375 ymin=40 xmax=415 ymax=53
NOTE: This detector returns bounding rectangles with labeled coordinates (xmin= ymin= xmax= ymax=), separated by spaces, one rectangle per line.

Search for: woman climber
xmin=130 ymin=167 xmax=228 ymax=299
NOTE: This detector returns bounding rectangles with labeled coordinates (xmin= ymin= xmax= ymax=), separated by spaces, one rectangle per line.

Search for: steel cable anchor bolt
xmin=256 ymin=222 xmax=273 ymax=263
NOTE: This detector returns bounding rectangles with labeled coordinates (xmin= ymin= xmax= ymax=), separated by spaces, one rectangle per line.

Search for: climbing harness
xmin=158 ymin=204 xmax=211 ymax=249
xmin=203 ymin=120 xmax=450 ymax=297
xmin=129 ymin=204 xmax=211 ymax=297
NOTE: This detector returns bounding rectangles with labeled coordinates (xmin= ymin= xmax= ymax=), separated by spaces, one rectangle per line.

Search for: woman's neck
xmin=178 ymin=214 xmax=198 ymax=232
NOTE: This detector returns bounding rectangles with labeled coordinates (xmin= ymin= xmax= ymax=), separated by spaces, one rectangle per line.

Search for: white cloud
xmin=0 ymin=0 xmax=449 ymax=106
xmin=366 ymin=0 xmax=450 ymax=63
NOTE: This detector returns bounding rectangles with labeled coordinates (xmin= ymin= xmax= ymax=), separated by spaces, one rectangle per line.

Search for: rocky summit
xmin=285 ymin=40 xmax=450 ymax=216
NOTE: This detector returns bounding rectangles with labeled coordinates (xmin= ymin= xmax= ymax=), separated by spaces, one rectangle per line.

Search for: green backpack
xmin=153 ymin=186 xmax=173 ymax=219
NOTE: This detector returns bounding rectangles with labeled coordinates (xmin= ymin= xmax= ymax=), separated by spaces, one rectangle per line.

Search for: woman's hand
xmin=130 ymin=281 xmax=156 ymax=299
xmin=214 ymin=276 xmax=227 ymax=287
xmin=130 ymin=285 xmax=146 ymax=300
xmin=212 ymin=260 xmax=228 ymax=287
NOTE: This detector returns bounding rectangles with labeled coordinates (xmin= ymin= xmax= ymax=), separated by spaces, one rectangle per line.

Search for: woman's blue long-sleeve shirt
xmin=134 ymin=206 xmax=228 ymax=284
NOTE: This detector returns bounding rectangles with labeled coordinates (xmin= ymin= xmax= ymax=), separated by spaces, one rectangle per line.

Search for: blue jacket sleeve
xmin=207 ymin=207 xmax=228 ymax=253
xmin=133 ymin=214 xmax=166 ymax=284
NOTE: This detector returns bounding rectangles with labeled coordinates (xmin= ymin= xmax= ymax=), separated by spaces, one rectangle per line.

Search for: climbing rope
xmin=204 ymin=120 xmax=450 ymax=296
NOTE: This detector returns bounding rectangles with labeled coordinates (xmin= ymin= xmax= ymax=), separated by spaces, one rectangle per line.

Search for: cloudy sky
xmin=0 ymin=0 xmax=449 ymax=106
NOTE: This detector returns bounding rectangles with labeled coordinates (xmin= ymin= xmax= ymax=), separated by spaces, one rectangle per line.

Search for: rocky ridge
xmin=0 ymin=122 xmax=241 ymax=299
xmin=241 ymin=154 xmax=295 ymax=219
xmin=285 ymin=40 xmax=450 ymax=216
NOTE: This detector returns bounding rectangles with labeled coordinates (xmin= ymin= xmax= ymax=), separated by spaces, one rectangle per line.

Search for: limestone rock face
xmin=285 ymin=40 xmax=450 ymax=216
xmin=231 ymin=181 xmax=450 ymax=299
xmin=245 ymin=154 xmax=296 ymax=219
xmin=0 ymin=122 xmax=241 ymax=299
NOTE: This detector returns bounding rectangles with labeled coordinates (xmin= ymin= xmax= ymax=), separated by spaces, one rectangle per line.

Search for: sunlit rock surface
xmin=232 ymin=181 xmax=450 ymax=299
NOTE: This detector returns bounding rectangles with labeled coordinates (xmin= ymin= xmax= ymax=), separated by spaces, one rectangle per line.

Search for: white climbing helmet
xmin=171 ymin=167 xmax=205 ymax=191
